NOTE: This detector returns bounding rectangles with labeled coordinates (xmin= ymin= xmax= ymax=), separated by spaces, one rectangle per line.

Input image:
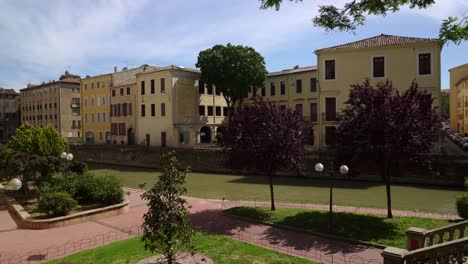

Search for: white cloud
xmin=401 ymin=0 xmax=468 ymax=20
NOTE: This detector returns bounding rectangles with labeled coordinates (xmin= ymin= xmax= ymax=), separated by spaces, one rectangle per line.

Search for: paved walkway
xmin=1 ymin=187 xmax=449 ymax=263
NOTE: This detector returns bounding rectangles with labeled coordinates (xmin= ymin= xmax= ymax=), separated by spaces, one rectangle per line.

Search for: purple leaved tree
xmin=219 ymin=97 xmax=305 ymax=211
xmin=337 ymin=80 xmax=442 ymax=218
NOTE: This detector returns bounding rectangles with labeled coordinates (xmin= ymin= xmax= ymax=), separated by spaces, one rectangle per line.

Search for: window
xmin=117 ymin=104 xmax=121 ymax=116
xmin=108 ymin=80 xmax=112 ymax=87
xmin=325 ymin=97 xmax=337 ymax=121
xmin=141 ymin=104 xmax=146 ymax=117
xmin=296 ymin=79 xmax=302 ymax=93
xmin=161 ymin=103 xmax=165 ymax=116
xmin=141 ymin=81 xmax=145 ymax=95
xmin=199 ymin=80 xmax=204 ymax=94
xmin=97 ymin=96 xmax=100 ymax=106
xmin=310 ymin=78 xmax=317 ymax=92
xmin=103 ymin=113 xmax=106 ymax=123
xmin=207 ymin=106 xmax=213 ymax=116
xmin=161 ymin=132 xmax=166 ymax=147
xmin=85 ymin=113 xmax=88 ymax=123
xmin=160 ymin=78 xmax=165 ymax=93
xmin=223 ymin=106 xmax=228 ymax=116
xmin=310 ymin=103 xmax=317 ymax=122
xmin=325 ymin=60 xmax=335 ymax=80
xmin=127 ymin=87 xmax=131 ymax=95
xmin=179 ymin=133 xmax=185 ymax=144
xmin=199 ymin=105 xmax=205 ymax=116
xmin=100 ymin=132 xmax=103 ymax=140
xmin=97 ymin=113 xmax=100 ymax=123
xmin=102 ymin=96 xmax=106 ymax=105
xmin=215 ymin=87 xmax=220 ymax=95
xmin=120 ymin=88 xmax=124 ymax=96
xmin=261 ymin=87 xmax=266 ymax=96
xmin=151 ymin=104 xmax=155 ymax=116
xmin=91 ymin=113 xmax=95 ymax=123
xmin=85 ymin=84 xmax=88 ymax=90
xmin=91 ymin=82 xmax=94 ymax=89
xmin=270 ymin=83 xmax=275 ymax=96
xmin=216 ymin=106 xmax=221 ymax=116
xmin=295 ymin=104 xmax=303 ymax=116
xmin=150 ymin=79 xmax=155 ymax=94
xmin=419 ymin=53 xmax=431 ymax=75
xmin=122 ymin=103 xmax=127 ymax=116
xmin=128 ymin=103 xmax=132 ymax=116
xmin=97 ymin=81 xmax=100 ymax=88
xmin=91 ymin=97 xmax=94 ymax=106
xmin=280 ymin=81 xmax=286 ymax=95
xmin=207 ymin=84 xmax=213 ymax=95
xmin=373 ymin=56 xmax=385 ymax=78
xmin=112 ymin=90 xmax=116 ymax=97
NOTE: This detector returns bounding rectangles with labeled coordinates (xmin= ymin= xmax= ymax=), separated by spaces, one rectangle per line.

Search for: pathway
xmin=1 ymin=187 xmax=445 ymax=263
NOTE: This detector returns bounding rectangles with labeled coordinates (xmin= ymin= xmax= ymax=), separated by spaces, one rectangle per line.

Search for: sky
xmin=0 ymin=0 xmax=467 ymax=91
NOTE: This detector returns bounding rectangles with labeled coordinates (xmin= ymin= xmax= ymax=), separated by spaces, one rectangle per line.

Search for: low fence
xmin=0 ymin=223 xmax=383 ymax=264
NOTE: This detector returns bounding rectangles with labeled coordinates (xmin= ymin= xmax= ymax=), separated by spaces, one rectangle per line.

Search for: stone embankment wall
xmin=71 ymin=145 xmax=465 ymax=187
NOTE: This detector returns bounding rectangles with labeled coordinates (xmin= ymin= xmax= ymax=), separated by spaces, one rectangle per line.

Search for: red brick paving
xmin=2 ymin=187 xmax=448 ymax=263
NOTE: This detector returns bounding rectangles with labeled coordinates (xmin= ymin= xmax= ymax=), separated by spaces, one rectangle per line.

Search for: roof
xmin=0 ymin=88 xmax=18 ymax=95
xmin=137 ymin=65 xmax=200 ymax=76
xmin=449 ymin=63 xmax=468 ymax=72
xmin=112 ymin=78 xmax=136 ymax=87
xmin=314 ymin=34 xmax=441 ymax=54
xmin=268 ymin=66 xmax=317 ymax=77
xmin=20 ymin=78 xmax=80 ymax=92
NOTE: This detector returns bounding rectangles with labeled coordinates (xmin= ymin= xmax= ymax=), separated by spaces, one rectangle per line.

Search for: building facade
xmin=135 ymin=65 xmax=227 ymax=147
xmin=449 ymin=63 xmax=468 ymax=135
xmin=110 ymin=78 xmax=137 ymax=145
xmin=249 ymin=66 xmax=319 ymax=147
xmin=315 ymin=34 xmax=441 ymax=149
xmin=0 ymin=88 xmax=20 ymax=142
xmin=20 ymin=72 xmax=82 ymax=142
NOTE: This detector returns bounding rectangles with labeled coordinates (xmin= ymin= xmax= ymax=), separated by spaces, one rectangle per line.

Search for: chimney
xmin=294 ymin=65 xmax=300 ymax=69
xmin=114 ymin=66 xmax=118 ymax=73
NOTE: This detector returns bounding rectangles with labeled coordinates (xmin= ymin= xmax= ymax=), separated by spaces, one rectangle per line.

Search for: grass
xmin=224 ymin=206 xmax=454 ymax=248
xmin=45 ymin=232 xmax=315 ymax=264
xmin=89 ymin=164 xmax=464 ymax=214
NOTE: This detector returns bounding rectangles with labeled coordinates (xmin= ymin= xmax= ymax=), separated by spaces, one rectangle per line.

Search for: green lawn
xmin=224 ymin=206 xmax=453 ymax=248
xmin=89 ymin=164 xmax=464 ymax=214
xmin=45 ymin=232 xmax=314 ymax=264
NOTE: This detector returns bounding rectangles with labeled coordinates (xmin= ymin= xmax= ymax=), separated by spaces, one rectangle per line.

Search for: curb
xmin=222 ymin=212 xmax=387 ymax=250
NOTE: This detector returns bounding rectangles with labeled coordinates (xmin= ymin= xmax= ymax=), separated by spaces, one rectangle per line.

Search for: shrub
xmin=74 ymin=172 xmax=99 ymax=203
xmin=93 ymin=176 xmax=124 ymax=205
xmin=39 ymin=192 xmax=77 ymax=216
xmin=69 ymin=161 xmax=88 ymax=175
xmin=456 ymin=194 xmax=468 ymax=219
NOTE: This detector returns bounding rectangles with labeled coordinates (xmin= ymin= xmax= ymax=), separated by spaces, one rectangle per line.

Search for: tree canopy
xmin=336 ymin=80 xmax=442 ymax=218
xmin=196 ymin=44 xmax=268 ymax=111
xmin=259 ymin=0 xmax=468 ymax=45
xmin=219 ymin=97 xmax=305 ymax=210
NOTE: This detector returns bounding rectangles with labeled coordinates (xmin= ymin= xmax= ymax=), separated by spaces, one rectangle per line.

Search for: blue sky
xmin=0 ymin=0 xmax=467 ymax=91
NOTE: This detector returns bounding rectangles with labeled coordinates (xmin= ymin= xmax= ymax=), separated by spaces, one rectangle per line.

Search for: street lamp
xmin=61 ymin=152 xmax=74 ymax=161
xmin=315 ymin=163 xmax=349 ymax=233
xmin=0 ymin=178 xmax=23 ymax=191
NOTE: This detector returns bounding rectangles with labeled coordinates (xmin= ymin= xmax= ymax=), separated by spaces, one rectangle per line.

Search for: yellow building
xmin=20 ymin=72 xmax=82 ymax=143
xmin=449 ymin=63 xmax=468 ymax=135
xmin=80 ymin=73 xmax=112 ymax=144
xmin=135 ymin=65 xmax=227 ymax=147
xmin=110 ymin=78 xmax=137 ymax=145
xmin=249 ymin=66 xmax=319 ymax=147
xmin=315 ymin=34 xmax=441 ymax=149
xmin=81 ymin=64 xmax=158 ymax=144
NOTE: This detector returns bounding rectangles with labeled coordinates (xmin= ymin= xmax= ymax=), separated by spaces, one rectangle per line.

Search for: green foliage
xmin=196 ymin=43 xmax=268 ymax=110
xmin=69 ymin=160 xmax=88 ymax=175
xmin=456 ymin=194 xmax=468 ymax=219
xmin=6 ymin=124 xmax=68 ymax=157
xmin=259 ymin=0 xmax=467 ymax=45
xmin=39 ymin=191 xmax=77 ymax=217
xmin=440 ymin=91 xmax=450 ymax=120
xmin=93 ymin=176 xmax=124 ymax=205
xmin=141 ymin=151 xmax=195 ymax=264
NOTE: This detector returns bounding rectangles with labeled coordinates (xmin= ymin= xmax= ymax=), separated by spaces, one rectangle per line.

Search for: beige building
xmin=110 ymin=78 xmax=138 ymax=144
xmin=449 ymin=63 xmax=468 ymax=135
xmin=135 ymin=65 xmax=227 ymax=147
xmin=249 ymin=66 xmax=318 ymax=147
xmin=315 ymin=34 xmax=441 ymax=149
xmin=20 ymin=71 xmax=82 ymax=142
xmin=0 ymin=88 xmax=20 ymax=142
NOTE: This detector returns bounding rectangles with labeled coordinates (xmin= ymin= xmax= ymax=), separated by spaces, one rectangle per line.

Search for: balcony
xmin=322 ymin=112 xmax=340 ymax=122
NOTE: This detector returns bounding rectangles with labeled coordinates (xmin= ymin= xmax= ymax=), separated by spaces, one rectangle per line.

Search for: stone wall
xmin=71 ymin=145 xmax=465 ymax=187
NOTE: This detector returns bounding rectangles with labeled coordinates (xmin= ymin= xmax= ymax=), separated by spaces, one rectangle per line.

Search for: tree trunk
xmin=384 ymin=160 xmax=393 ymax=218
xmin=268 ymin=174 xmax=276 ymax=211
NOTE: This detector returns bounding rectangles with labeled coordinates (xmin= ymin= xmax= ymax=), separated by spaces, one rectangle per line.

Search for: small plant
xmin=456 ymin=194 xmax=468 ymax=219
xmin=39 ymin=192 xmax=77 ymax=216
xmin=141 ymin=151 xmax=195 ymax=264
xmin=93 ymin=176 xmax=124 ymax=205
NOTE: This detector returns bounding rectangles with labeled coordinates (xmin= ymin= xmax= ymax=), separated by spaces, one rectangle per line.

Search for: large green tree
xmin=260 ymin=0 xmax=467 ymax=45
xmin=196 ymin=43 xmax=268 ymax=114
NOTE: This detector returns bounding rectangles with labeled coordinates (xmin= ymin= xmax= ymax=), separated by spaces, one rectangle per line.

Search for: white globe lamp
xmin=339 ymin=165 xmax=349 ymax=175
xmin=315 ymin=163 xmax=324 ymax=172
xmin=66 ymin=153 xmax=74 ymax=161
xmin=60 ymin=152 xmax=67 ymax=159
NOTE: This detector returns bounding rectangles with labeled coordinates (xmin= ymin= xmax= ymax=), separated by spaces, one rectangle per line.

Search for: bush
xmin=93 ymin=176 xmax=124 ymax=205
xmin=74 ymin=172 xmax=99 ymax=203
xmin=39 ymin=192 xmax=77 ymax=216
xmin=69 ymin=161 xmax=88 ymax=175
xmin=456 ymin=194 xmax=468 ymax=219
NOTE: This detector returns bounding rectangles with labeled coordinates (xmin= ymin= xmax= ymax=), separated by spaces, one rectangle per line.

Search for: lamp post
xmin=0 ymin=178 xmax=23 ymax=191
xmin=315 ymin=163 xmax=349 ymax=233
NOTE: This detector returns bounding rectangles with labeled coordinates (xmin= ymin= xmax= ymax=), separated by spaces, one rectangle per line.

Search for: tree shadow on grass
xmin=227 ymin=176 xmax=382 ymax=189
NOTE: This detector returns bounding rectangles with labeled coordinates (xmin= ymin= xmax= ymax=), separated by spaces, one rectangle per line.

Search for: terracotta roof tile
xmin=268 ymin=66 xmax=317 ymax=77
xmin=315 ymin=34 xmax=440 ymax=54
